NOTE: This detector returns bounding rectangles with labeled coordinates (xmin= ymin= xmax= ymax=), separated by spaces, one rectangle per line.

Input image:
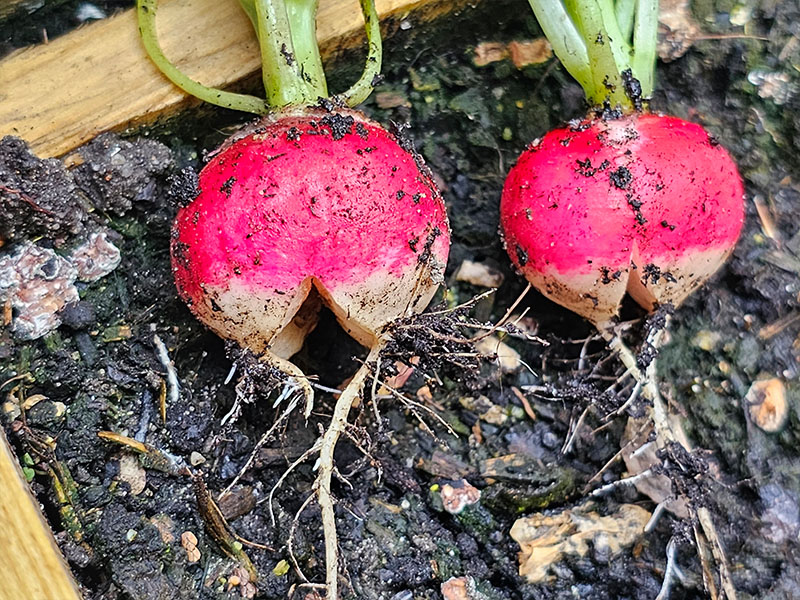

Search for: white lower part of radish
xmin=190 ymin=257 xmax=445 ymax=357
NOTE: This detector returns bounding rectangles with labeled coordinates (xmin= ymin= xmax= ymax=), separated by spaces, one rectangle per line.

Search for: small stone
xmin=189 ymin=451 xmax=206 ymax=466
xmin=454 ymin=259 xmax=504 ymax=288
xmin=691 ymin=329 xmax=721 ymax=351
xmin=125 ymin=529 xmax=138 ymax=542
xmin=0 ymin=243 xmax=79 ymax=340
xmin=441 ymin=576 xmax=476 ymax=600
xmin=181 ymin=530 xmax=200 ymax=562
xmin=440 ymin=479 xmax=481 ymax=514
xmin=69 ymin=231 xmax=121 ymax=282
xmin=746 ymin=378 xmax=789 ymax=433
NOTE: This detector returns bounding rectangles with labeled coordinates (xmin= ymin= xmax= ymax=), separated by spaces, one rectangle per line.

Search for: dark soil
xmin=2 ymin=1 xmax=800 ymax=599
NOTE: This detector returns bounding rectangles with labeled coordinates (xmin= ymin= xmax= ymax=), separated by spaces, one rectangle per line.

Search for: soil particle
xmin=320 ymin=113 xmax=355 ymax=140
xmin=609 ymin=165 xmax=632 ymax=189
xmin=73 ymin=132 xmax=173 ymax=215
xmin=0 ymin=136 xmax=87 ymax=245
xmin=167 ymin=167 xmax=200 ymax=208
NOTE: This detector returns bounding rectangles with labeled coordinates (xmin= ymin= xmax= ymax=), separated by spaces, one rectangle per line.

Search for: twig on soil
xmin=470 ymin=283 xmax=531 ymax=343
xmin=379 ymin=376 xmax=457 ymax=440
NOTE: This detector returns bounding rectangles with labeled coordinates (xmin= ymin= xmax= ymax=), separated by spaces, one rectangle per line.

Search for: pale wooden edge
xmin=0 ymin=428 xmax=81 ymax=600
xmin=0 ymin=0 xmax=476 ymax=158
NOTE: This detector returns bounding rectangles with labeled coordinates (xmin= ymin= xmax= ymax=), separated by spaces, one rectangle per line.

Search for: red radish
xmin=500 ymin=0 xmax=744 ymax=325
xmin=137 ymin=0 xmax=449 ymax=596
xmin=172 ymin=107 xmax=448 ymax=361
xmin=502 ymin=112 xmax=744 ymax=325
xmin=502 ymin=2 xmax=743 ymax=592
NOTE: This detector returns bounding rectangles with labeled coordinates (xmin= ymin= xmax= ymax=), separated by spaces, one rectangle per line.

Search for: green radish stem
xmin=136 ymin=0 xmax=382 ymax=113
xmin=528 ymin=0 xmax=659 ymax=110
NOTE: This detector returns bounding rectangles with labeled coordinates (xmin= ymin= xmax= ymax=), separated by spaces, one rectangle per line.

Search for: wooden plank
xmin=0 ymin=428 xmax=81 ymax=600
xmin=0 ymin=0 xmax=466 ymax=158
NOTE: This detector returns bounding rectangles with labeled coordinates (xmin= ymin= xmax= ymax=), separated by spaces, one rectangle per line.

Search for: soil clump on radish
xmin=2 ymin=1 xmax=800 ymax=599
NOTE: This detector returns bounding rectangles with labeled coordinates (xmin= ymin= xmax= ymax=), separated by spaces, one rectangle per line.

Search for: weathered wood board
xmin=0 ymin=0 xmax=467 ymax=158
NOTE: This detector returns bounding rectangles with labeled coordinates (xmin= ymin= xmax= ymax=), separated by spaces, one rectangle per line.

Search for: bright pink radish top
xmin=173 ymin=109 xmax=449 ymax=308
xmin=501 ymin=113 xmax=744 ymax=276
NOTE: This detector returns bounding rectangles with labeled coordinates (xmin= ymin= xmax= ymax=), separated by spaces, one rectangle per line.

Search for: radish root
xmin=598 ymin=319 xmax=737 ymax=600
xmin=315 ymin=338 xmax=388 ymax=599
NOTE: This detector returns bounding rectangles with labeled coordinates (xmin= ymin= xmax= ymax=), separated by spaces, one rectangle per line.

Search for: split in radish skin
xmin=137 ymin=1 xmax=449 ymax=597
xmin=501 ymin=0 xmax=743 ymax=596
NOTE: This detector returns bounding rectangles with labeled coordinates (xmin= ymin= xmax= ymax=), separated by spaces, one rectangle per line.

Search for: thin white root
xmin=153 ymin=333 xmax=180 ymax=405
xmin=316 ymin=339 xmax=387 ymax=599
xmin=655 ymin=536 xmax=679 ymax=600
xmin=259 ymin=350 xmax=315 ymax=418
xmin=220 ymin=393 xmax=301 ymax=499
xmin=597 ymin=320 xmax=738 ymax=600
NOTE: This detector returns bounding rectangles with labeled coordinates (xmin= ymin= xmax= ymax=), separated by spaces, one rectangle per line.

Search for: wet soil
xmin=2 ymin=1 xmax=800 ymax=599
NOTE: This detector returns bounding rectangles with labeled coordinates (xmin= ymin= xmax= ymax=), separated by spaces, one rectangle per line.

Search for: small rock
xmin=454 ymin=259 xmax=504 ymax=288
xmin=746 ymin=378 xmax=789 ymax=433
xmin=747 ymin=70 xmax=794 ymax=105
xmin=441 ymin=479 xmax=481 ymax=514
xmin=441 ymin=576 xmax=477 ymax=600
xmin=691 ymin=329 xmax=721 ymax=351
xmin=69 ymin=231 xmax=121 ymax=282
xmin=189 ymin=451 xmax=206 ymax=466
xmin=118 ymin=453 xmax=147 ymax=495
xmin=181 ymin=530 xmax=200 ymax=562
xmin=0 ymin=243 xmax=78 ymax=340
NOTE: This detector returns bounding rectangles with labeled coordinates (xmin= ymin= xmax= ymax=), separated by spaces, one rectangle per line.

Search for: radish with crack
xmin=137 ymin=0 xmax=449 ymax=596
xmin=499 ymin=0 xmax=744 ymax=596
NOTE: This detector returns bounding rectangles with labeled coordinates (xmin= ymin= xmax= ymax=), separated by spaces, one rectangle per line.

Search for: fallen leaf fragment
xmin=118 ymin=452 xmax=147 ymax=496
xmin=475 ymin=335 xmax=521 ymax=373
xmin=510 ymin=502 xmax=651 ymax=583
xmin=507 ymin=39 xmax=552 ymax=68
xmin=473 ymin=42 xmax=508 ymax=66
xmin=620 ymin=417 xmax=689 ymax=518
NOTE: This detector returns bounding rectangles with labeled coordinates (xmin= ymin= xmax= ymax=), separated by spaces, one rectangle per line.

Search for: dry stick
xmin=316 ymin=339 xmax=387 ymax=599
xmin=598 ymin=321 xmax=738 ymax=600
